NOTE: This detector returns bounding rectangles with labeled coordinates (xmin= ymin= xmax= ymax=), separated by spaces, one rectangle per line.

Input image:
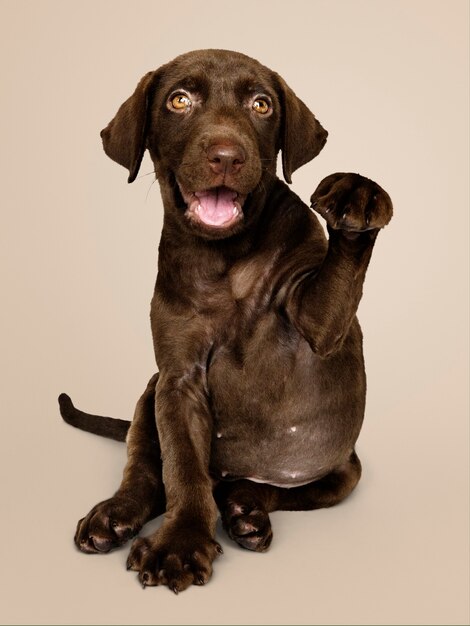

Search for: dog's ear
xmin=275 ymin=74 xmax=328 ymax=184
xmin=100 ymin=70 xmax=159 ymax=183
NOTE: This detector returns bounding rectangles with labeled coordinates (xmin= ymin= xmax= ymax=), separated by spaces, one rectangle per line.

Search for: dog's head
xmin=101 ymin=49 xmax=327 ymax=239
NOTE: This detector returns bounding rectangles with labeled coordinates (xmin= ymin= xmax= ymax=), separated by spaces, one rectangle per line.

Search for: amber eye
xmin=170 ymin=93 xmax=192 ymax=110
xmin=252 ymin=98 xmax=270 ymax=114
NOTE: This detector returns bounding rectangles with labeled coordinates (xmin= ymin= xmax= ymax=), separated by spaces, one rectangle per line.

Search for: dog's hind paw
xmin=222 ymin=501 xmax=273 ymax=552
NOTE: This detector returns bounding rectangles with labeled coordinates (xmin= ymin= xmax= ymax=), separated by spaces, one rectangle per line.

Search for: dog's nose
xmin=207 ymin=144 xmax=246 ymax=175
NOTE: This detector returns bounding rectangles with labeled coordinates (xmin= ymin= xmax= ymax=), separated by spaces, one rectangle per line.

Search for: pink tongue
xmin=195 ymin=188 xmax=237 ymax=226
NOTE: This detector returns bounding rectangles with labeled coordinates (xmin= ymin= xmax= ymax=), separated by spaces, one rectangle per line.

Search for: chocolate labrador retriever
xmin=59 ymin=49 xmax=392 ymax=592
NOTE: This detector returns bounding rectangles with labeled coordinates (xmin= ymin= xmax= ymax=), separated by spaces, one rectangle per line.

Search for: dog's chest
xmin=226 ymin=255 xmax=279 ymax=314
xmin=229 ymin=256 xmax=271 ymax=300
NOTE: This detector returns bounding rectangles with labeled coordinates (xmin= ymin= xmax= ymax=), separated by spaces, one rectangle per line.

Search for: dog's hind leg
xmin=275 ymin=450 xmax=362 ymax=511
xmin=214 ymin=451 xmax=361 ymax=552
xmin=74 ymin=373 xmax=166 ymax=554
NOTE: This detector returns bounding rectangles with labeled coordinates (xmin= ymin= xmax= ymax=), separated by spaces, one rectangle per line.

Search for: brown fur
xmin=60 ymin=49 xmax=392 ymax=592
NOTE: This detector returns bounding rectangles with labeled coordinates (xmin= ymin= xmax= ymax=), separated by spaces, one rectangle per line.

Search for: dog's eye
xmin=170 ymin=94 xmax=192 ymax=110
xmin=252 ymin=98 xmax=271 ymax=115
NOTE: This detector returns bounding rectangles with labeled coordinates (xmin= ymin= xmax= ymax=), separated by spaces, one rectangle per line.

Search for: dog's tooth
xmin=232 ymin=206 xmax=238 ymax=216
xmin=196 ymin=204 xmax=201 ymax=214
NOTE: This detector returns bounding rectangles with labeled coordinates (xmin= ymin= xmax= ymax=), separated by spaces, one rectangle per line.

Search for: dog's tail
xmin=58 ymin=393 xmax=130 ymax=442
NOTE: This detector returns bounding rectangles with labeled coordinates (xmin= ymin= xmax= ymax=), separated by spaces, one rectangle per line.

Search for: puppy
xmin=60 ymin=49 xmax=392 ymax=592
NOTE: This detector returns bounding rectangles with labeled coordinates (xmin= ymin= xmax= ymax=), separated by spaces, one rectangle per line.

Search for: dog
xmin=59 ymin=49 xmax=392 ymax=593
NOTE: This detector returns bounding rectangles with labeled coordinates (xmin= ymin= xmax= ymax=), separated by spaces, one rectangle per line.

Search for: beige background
xmin=1 ymin=0 xmax=468 ymax=624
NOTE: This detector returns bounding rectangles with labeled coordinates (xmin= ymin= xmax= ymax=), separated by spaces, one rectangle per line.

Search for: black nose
xmin=207 ymin=143 xmax=246 ymax=176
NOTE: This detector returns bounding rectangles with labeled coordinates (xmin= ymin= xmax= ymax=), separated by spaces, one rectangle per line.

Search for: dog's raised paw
xmin=311 ymin=172 xmax=393 ymax=233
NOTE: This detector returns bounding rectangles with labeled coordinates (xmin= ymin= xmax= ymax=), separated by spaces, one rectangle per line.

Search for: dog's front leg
xmin=287 ymin=173 xmax=393 ymax=357
xmin=126 ymin=367 xmax=221 ymax=592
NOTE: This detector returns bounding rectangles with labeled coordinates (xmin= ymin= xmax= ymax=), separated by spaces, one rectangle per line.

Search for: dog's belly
xmin=208 ymin=318 xmax=366 ymax=487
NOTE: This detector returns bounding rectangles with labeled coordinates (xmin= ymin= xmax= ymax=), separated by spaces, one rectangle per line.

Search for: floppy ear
xmin=100 ymin=70 xmax=159 ymax=183
xmin=275 ymin=74 xmax=328 ymax=184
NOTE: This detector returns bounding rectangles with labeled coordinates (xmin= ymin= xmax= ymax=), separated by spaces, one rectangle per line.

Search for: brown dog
xmin=59 ymin=49 xmax=392 ymax=592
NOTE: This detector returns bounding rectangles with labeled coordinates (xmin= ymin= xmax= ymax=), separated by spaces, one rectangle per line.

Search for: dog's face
xmin=148 ymin=51 xmax=281 ymax=239
xmin=101 ymin=49 xmax=327 ymax=239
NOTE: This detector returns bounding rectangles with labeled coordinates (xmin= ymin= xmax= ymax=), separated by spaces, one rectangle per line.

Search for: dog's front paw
xmin=75 ymin=496 xmax=143 ymax=554
xmin=311 ymin=173 xmax=393 ymax=233
xmin=126 ymin=525 xmax=223 ymax=592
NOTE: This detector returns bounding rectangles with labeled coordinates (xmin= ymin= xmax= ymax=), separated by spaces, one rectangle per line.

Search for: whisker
xmin=136 ymin=170 xmax=157 ymax=180
xmin=145 ymin=177 xmax=158 ymax=202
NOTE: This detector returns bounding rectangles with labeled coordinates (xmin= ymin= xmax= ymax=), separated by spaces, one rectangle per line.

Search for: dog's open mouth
xmin=179 ymin=184 xmax=245 ymax=229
